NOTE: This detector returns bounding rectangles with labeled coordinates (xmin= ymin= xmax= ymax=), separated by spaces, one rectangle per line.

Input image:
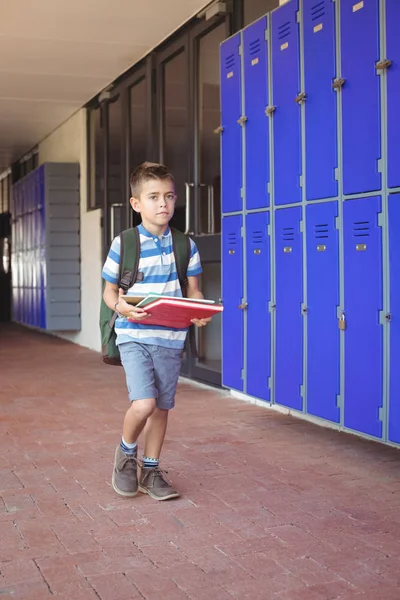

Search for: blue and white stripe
xmin=102 ymin=225 xmax=202 ymax=349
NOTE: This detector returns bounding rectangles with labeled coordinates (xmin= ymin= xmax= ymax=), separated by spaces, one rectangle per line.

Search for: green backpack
xmin=100 ymin=226 xmax=191 ymax=366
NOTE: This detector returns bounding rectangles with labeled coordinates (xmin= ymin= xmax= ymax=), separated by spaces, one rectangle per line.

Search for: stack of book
xmin=121 ymin=293 xmax=223 ymax=329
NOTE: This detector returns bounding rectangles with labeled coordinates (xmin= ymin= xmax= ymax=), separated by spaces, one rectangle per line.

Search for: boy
xmin=102 ymin=162 xmax=211 ymax=501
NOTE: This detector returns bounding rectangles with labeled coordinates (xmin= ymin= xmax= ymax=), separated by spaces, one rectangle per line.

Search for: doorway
xmin=156 ymin=18 xmax=226 ymax=386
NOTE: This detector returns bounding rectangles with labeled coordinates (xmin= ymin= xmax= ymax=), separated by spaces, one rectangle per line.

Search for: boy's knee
xmin=129 ymin=398 xmax=156 ymax=421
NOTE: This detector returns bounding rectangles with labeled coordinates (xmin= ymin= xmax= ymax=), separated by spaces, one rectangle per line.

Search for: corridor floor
xmin=1 ymin=325 xmax=400 ymax=600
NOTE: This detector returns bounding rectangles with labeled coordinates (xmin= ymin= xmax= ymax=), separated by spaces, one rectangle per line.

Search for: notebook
xmin=122 ymin=296 xmax=223 ymax=329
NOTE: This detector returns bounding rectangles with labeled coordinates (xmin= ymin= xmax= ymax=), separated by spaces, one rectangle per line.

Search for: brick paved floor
xmin=1 ymin=324 xmax=400 ymax=599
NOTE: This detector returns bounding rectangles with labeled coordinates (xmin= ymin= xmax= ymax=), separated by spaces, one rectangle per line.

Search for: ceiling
xmin=0 ymin=0 xmax=211 ymax=173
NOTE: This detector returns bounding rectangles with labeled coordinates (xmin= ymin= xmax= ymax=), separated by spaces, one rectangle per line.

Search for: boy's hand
xmin=191 ymin=317 xmax=212 ymax=327
xmin=116 ymin=289 xmax=150 ymax=321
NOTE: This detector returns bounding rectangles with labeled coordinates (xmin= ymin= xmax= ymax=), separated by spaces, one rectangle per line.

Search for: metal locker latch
xmin=385 ymin=313 xmax=392 ymax=323
xmin=332 ymin=78 xmax=346 ymax=90
xmin=295 ymin=92 xmax=307 ymax=105
xmin=237 ymin=116 xmax=248 ymax=126
xmin=339 ymin=313 xmax=346 ymax=331
xmin=238 ymin=302 xmax=248 ymax=310
xmin=265 ymin=105 xmax=276 ymax=116
xmin=213 ymin=125 xmax=224 ymax=134
xmin=376 ymin=59 xmax=392 ymax=71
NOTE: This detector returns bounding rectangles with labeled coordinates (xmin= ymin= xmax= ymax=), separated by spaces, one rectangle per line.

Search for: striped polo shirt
xmin=102 ymin=224 xmax=202 ymax=349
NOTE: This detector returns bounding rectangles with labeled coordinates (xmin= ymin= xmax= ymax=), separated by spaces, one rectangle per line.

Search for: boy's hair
xmin=129 ymin=162 xmax=175 ymax=198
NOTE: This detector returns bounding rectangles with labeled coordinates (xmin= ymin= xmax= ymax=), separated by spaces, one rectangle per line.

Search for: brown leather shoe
xmin=139 ymin=466 xmax=180 ymax=501
xmin=112 ymin=446 xmax=138 ymax=497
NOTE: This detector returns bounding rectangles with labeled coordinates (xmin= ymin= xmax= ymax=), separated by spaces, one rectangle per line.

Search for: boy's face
xmin=130 ymin=178 xmax=176 ymax=228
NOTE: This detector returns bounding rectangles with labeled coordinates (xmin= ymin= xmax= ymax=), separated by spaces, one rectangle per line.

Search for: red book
xmin=127 ymin=297 xmax=223 ymax=329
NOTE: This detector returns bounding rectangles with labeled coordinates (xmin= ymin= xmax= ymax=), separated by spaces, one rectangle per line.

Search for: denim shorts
xmin=119 ymin=341 xmax=183 ymax=410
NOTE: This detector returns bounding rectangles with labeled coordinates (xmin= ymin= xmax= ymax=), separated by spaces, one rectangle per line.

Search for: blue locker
xmin=246 ymin=212 xmax=271 ymax=400
xmin=343 ymin=196 xmax=383 ymax=438
xmin=222 ymin=215 xmax=244 ymax=390
xmin=303 ymin=0 xmax=337 ymax=201
xmin=306 ymin=202 xmax=340 ymax=422
xmin=275 ymin=206 xmax=303 ymax=410
xmin=341 ymin=0 xmax=381 ymax=195
xmin=244 ymin=17 xmax=270 ymax=210
xmin=271 ymin=0 xmax=301 ymax=206
xmin=220 ymin=33 xmax=243 ymax=214
xmin=386 ymin=0 xmax=400 ymax=189
xmin=388 ymin=194 xmax=400 ymax=443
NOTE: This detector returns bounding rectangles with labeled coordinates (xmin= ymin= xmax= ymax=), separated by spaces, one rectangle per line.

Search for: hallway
xmin=0 ymin=324 xmax=400 ymax=599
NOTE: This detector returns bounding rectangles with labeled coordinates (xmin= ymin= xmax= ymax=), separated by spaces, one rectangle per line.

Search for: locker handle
xmin=213 ymin=125 xmax=224 ymax=134
xmin=332 ymin=78 xmax=345 ymax=90
xmin=265 ymin=106 xmax=276 ymax=117
xmin=238 ymin=302 xmax=248 ymax=310
xmin=237 ymin=116 xmax=248 ymax=126
xmin=294 ymin=92 xmax=306 ymax=105
xmin=376 ymin=59 xmax=392 ymax=71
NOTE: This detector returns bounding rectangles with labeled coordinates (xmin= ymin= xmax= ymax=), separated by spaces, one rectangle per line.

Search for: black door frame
xmin=154 ymin=15 xmax=228 ymax=385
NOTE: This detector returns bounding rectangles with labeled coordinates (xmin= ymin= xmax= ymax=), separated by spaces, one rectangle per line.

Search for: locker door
xmin=388 ymin=194 xmax=400 ymax=443
xmin=306 ymin=202 xmax=340 ymax=423
xmin=222 ymin=215 xmax=244 ymax=391
xmin=246 ymin=212 xmax=271 ymax=401
xmin=386 ymin=0 xmax=400 ymax=189
xmin=275 ymin=207 xmax=303 ymax=410
xmin=244 ymin=17 xmax=270 ymax=210
xmin=220 ymin=33 xmax=243 ymax=214
xmin=272 ymin=0 xmax=301 ymax=206
xmin=343 ymin=196 xmax=383 ymax=438
xmin=341 ymin=0 xmax=381 ymax=195
xmin=303 ymin=0 xmax=337 ymax=201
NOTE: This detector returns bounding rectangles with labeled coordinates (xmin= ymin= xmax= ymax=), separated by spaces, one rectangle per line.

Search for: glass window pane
xmin=243 ymin=0 xmax=280 ymax=26
xmin=108 ymin=96 xmax=124 ymax=239
xmin=130 ymin=78 xmax=147 ymax=170
xmin=89 ymin=107 xmax=104 ymax=210
xmin=198 ymin=23 xmax=226 ymax=235
xmin=3 ymin=177 xmax=9 ymax=213
xmin=163 ymin=50 xmax=187 ymax=232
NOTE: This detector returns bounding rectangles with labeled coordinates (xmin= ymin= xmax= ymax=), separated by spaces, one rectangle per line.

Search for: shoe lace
xmin=118 ymin=454 xmax=138 ymax=471
xmin=142 ymin=465 xmax=170 ymax=485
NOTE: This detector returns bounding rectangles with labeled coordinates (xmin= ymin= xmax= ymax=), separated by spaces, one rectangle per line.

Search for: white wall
xmin=39 ymin=109 xmax=102 ymax=352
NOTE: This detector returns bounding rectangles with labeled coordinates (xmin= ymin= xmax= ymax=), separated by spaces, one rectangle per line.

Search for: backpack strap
xmin=171 ymin=227 xmax=191 ymax=296
xmin=118 ymin=227 xmax=140 ymax=292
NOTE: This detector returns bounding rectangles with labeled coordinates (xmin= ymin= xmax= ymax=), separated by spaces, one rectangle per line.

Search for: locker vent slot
xmin=353 ymin=221 xmax=370 ymax=237
xmin=249 ymin=39 xmax=261 ymax=56
xmin=225 ymin=54 xmax=235 ymax=70
xmin=282 ymin=227 xmax=294 ymax=241
xmin=311 ymin=0 xmax=325 ymax=20
xmin=252 ymin=230 xmax=263 ymax=244
xmin=278 ymin=21 xmax=291 ymax=41
xmin=314 ymin=223 xmax=329 ymax=239
xmin=227 ymin=232 xmax=237 ymax=245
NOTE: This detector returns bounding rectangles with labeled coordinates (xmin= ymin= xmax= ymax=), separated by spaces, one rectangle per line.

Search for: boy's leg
xmin=112 ymin=342 xmax=157 ymax=498
xmin=139 ymin=346 xmax=182 ymax=501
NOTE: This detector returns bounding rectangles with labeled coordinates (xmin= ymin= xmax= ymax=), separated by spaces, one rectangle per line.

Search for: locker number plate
xmin=284 ymin=247 xmax=292 ymax=253
xmin=280 ymin=42 xmax=289 ymax=51
xmin=229 ymin=249 xmax=235 ymax=254
xmin=317 ymin=245 xmax=326 ymax=252
xmin=356 ymin=244 xmax=367 ymax=252
xmin=313 ymin=23 xmax=323 ymax=33
xmin=227 ymin=71 xmax=233 ymax=79
xmin=353 ymin=1 xmax=364 ymax=12
xmin=251 ymin=57 xmax=259 ymax=66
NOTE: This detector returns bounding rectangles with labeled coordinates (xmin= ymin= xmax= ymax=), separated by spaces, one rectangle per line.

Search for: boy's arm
xmin=186 ymin=276 xmax=211 ymax=327
xmin=186 ymin=275 xmax=204 ymax=300
xmin=103 ymin=281 xmax=149 ymax=321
